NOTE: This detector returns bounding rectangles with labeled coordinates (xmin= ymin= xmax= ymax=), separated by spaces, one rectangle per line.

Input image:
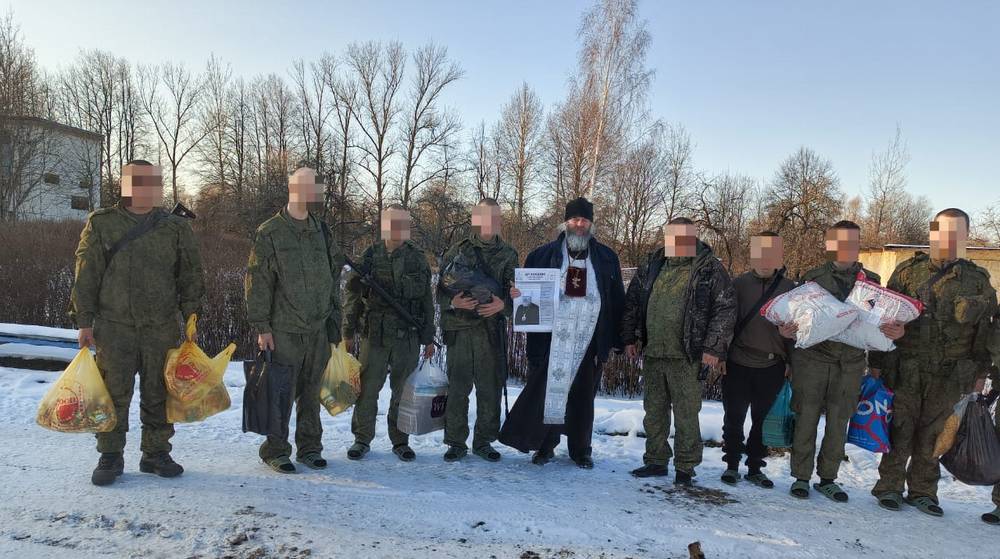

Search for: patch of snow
xmin=0 ymin=323 xmax=78 ymax=341
xmin=0 ymin=360 xmax=994 ymax=558
xmin=0 ymin=343 xmax=85 ymax=362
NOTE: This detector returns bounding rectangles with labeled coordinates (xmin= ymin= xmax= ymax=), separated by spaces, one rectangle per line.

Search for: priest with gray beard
xmin=499 ymin=197 xmax=625 ymax=469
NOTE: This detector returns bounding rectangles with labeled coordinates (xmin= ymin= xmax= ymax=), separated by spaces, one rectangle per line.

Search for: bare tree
xmin=695 ymin=172 xmax=758 ymax=272
xmin=763 ymin=147 xmax=843 ymax=276
xmin=497 ymin=83 xmax=543 ymax=227
xmin=323 ymin=58 xmax=360 ymax=242
xmin=612 ymin=126 xmax=669 ymax=266
xmin=0 ymin=11 xmax=45 ymax=118
xmin=346 ymin=40 xmax=405 ymax=217
xmin=577 ymin=0 xmax=653 ymax=199
xmin=139 ymin=62 xmax=209 ymax=203
xmin=398 ymin=42 xmax=463 ymax=208
xmin=291 ymin=57 xmax=333 ymax=178
xmin=197 ymin=54 xmax=232 ymax=193
xmin=544 ymin=83 xmax=599 ymax=209
xmin=467 ymin=120 xmax=499 ymax=201
xmin=976 ymin=201 xmax=1000 ymax=246
xmin=662 ymin=123 xmax=695 ymax=221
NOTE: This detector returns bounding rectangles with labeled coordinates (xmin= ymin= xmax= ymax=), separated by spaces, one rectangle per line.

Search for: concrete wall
xmin=860 ymin=247 xmax=1000 ymax=293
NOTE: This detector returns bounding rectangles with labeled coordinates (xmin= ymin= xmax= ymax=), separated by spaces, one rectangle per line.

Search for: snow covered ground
xmin=0 ymin=357 xmax=996 ymax=558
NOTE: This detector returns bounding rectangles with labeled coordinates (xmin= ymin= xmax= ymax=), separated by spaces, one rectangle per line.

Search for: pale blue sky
xmin=8 ymin=0 xmax=999 ymax=213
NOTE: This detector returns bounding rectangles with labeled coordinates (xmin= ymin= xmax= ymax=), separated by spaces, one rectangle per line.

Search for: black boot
xmin=630 ymin=464 xmax=668 ymax=478
xmin=531 ymin=448 xmax=555 ymax=465
xmin=674 ymin=470 xmax=694 ymax=486
xmin=91 ymin=453 xmax=124 ymax=486
xmin=139 ymin=452 xmax=184 ymax=478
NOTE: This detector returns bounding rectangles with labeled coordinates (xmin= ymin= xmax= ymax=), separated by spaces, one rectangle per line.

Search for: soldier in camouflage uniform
xmin=438 ymin=199 xmax=517 ymax=462
xmin=620 ymin=217 xmax=737 ymax=485
xmin=343 ymin=205 xmax=436 ymax=462
xmin=70 ymin=160 xmax=204 ymax=486
xmin=781 ymin=220 xmax=893 ymax=503
xmin=245 ymin=167 xmax=344 ymax=474
xmin=871 ymin=209 xmax=997 ymax=516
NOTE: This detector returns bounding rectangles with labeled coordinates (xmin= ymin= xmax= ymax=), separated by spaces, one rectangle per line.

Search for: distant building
xmin=860 ymin=244 xmax=1000 ymax=292
xmin=0 ymin=116 xmax=102 ymax=221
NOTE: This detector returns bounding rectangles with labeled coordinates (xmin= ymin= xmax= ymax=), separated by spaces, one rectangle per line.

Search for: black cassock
xmin=498 ymin=342 xmax=601 ymax=460
xmin=498 ymin=233 xmax=625 ymax=461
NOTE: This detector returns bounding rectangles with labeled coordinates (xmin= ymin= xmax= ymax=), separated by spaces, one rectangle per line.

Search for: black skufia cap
xmin=564 ymin=197 xmax=594 ymax=221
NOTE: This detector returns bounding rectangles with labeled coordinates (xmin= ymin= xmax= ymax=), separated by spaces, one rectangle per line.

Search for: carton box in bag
xmin=397 ymin=359 xmax=448 ymax=435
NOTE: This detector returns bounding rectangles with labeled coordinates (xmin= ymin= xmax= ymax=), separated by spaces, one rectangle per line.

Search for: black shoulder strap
xmin=733 ymin=269 xmax=786 ymax=341
xmin=106 ymin=211 xmax=169 ymax=261
xmin=471 ymin=245 xmax=498 ymax=283
xmin=319 ymin=221 xmax=337 ymax=274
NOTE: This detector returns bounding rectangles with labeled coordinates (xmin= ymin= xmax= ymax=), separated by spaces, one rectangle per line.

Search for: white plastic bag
xmin=397 ymin=358 xmax=448 ymax=436
xmin=761 ymin=282 xmax=859 ymax=349
xmin=830 ymin=273 xmax=924 ymax=351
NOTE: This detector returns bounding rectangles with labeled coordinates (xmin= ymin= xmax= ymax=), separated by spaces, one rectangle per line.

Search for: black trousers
xmin=721 ymin=359 xmax=785 ymax=470
xmin=500 ymin=342 xmax=601 ymax=460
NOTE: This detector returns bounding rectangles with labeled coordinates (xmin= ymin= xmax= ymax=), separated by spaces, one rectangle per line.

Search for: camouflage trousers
xmin=642 ymin=357 xmax=702 ymax=474
xmin=789 ymin=352 xmax=865 ymax=481
xmin=93 ymin=318 xmax=178 ymax=455
xmin=872 ymin=363 xmax=967 ymax=501
xmin=351 ymin=335 xmax=419 ymax=447
xmin=443 ymin=324 xmax=504 ymax=451
xmin=259 ymin=327 xmax=330 ymax=461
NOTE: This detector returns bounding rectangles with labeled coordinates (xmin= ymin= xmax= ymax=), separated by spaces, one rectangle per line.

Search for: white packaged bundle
xmin=397 ymin=358 xmax=449 ymax=436
xmin=830 ymin=273 xmax=924 ymax=351
xmin=761 ymin=282 xmax=859 ymax=349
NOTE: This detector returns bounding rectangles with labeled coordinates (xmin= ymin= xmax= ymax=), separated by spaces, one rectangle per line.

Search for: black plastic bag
xmin=940 ymin=392 xmax=1000 ymax=486
xmin=242 ymin=350 xmax=293 ymax=439
xmin=439 ymin=252 xmax=501 ymax=305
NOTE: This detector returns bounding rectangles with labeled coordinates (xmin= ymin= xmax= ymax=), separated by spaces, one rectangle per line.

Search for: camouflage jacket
xmin=69 ymin=204 xmax=204 ymax=329
xmin=883 ymin=252 xmax=996 ymax=380
xmin=620 ymin=240 xmax=737 ymax=362
xmin=245 ymin=210 xmax=344 ymax=342
xmin=437 ymin=234 xmax=518 ymax=333
xmin=342 ymin=240 xmax=435 ymax=345
xmin=797 ymin=261 xmax=881 ymax=365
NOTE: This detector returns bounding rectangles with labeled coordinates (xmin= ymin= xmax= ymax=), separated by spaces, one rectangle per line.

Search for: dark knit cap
xmin=564 ymin=197 xmax=594 ymax=221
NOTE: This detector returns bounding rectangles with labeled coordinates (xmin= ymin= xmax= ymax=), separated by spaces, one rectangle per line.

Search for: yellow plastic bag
xmin=37 ymin=348 xmax=117 ymax=433
xmin=164 ymin=314 xmax=236 ymax=403
xmin=166 ymin=383 xmax=231 ymax=424
xmin=320 ymin=342 xmax=361 ymax=417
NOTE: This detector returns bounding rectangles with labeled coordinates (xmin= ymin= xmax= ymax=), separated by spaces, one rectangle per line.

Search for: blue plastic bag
xmin=762 ymin=380 xmax=795 ymax=448
xmin=847 ymin=375 xmax=894 ymax=453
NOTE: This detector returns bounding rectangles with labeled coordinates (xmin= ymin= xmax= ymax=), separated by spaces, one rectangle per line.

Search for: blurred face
xmin=472 ymin=203 xmax=502 ymax=238
xmin=565 ymin=216 xmax=592 ymax=237
xmin=750 ymin=235 xmax=784 ymax=272
xmin=120 ymin=164 xmax=163 ymax=208
xmin=929 ymin=214 xmax=968 ymax=261
xmin=664 ymin=223 xmax=698 ymax=257
xmin=288 ymin=167 xmax=323 ymax=207
xmin=825 ymin=227 xmax=860 ymax=263
xmin=381 ymin=208 xmax=411 ymax=242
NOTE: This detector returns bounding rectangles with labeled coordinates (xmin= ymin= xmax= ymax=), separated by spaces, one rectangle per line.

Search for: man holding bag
xmin=245 ymin=167 xmax=344 ymax=474
xmin=717 ymin=232 xmax=796 ymax=489
xmin=438 ymin=198 xmax=517 ymax=463
xmin=343 ymin=205 xmax=436 ymax=462
xmin=870 ymin=209 xmax=997 ymax=515
xmin=70 ymin=160 xmax=204 ymax=486
xmin=781 ymin=220 xmax=897 ymax=502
